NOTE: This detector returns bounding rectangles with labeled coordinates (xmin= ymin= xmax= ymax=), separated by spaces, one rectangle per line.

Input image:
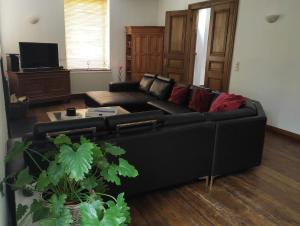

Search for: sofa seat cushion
xmin=148 ymin=100 xmax=191 ymax=114
xmin=86 ymin=91 xmax=156 ymax=107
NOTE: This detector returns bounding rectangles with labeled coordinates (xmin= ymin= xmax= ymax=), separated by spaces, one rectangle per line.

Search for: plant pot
xmin=66 ymin=203 xmax=80 ymax=226
xmin=41 ymin=193 xmax=80 ymax=226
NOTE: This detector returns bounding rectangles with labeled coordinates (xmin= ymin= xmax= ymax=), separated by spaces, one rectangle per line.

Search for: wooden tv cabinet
xmin=8 ymin=70 xmax=71 ymax=104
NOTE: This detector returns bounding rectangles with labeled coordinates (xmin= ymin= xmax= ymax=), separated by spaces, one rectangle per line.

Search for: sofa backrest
xmin=104 ymin=117 xmax=216 ymax=196
xmin=148 ymin=76 xmax=174 ymax=100
xmin=187 ymin=85 xmax=212 ymax=103
xmin=139 ymin=74 xmax=156 ymax=93
xmin=33 ymin=117 xmax=107 ymax=139
xmin=203 ymin=99 xmax=258 ymax=121
xmin=164 ymin=112 xmax=205 ymax=127
xmin=106 ymin=110 xmax=165 ymax=135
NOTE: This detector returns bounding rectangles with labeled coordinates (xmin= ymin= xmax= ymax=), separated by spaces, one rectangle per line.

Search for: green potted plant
xmin=0 ymin=134 xmax=139 ymax=226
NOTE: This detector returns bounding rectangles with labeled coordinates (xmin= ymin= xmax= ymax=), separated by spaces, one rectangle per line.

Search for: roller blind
xmin=64 ymin=0 xmax=109 ymax=70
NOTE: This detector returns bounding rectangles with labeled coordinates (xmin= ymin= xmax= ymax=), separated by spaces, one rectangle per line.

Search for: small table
xmin=47 ymin=106 xmax=129 ymax=122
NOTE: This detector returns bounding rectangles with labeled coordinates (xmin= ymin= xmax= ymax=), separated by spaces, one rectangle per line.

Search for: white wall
xmin=230 ymin=0 xmax=300 ymax=135
xmin=157 ymin=0 xmax=300 ymax=135
xmin=0 ymin=63 xmax=8 ymax=226
xmin=0 ymin=0 xmax=159 ymax=94
xmin=157 ymin=0 xmax=206 ymax=25
xmin=0 ymin=0 xmax=8 ymax=223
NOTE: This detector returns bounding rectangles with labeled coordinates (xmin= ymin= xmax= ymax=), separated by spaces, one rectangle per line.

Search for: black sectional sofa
xmin=6 ymin=74 xmax=266 ymax=225
xmin=29 ymin=74 xmax=266 ymax=190
xmin=86 ymin=73 xmax=267 ymax=184
xmin=9 ymin=74 xmax=267 ymax=192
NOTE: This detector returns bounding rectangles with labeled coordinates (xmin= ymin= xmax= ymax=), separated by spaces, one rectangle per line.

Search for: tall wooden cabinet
xmin=126 ymin=26 xmax=164 ymax=81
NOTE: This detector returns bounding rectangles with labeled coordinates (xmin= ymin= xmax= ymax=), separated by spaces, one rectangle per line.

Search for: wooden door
xmin=163 ymin=10 xmax=189 ymax=83
xmin=131 ymin=35 xmax=149 ymax=81
xmin=204 ymin=2 xmax=237 ymax=91
xmin=148 ymin=34 xmax=164 ymax=74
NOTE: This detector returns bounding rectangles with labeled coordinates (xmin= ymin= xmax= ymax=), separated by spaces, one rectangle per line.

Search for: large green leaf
xmin=80 ymin=200 xmax=102 ymax=225
xmin=30 ymin=199 xmax=50 ymax=223
xmin=96 ymin=158 xmax=110 ymax=170
xmin=39 ymin=208 xmax=73 ymax=226
xmin=47 ymin=161 xmax=65 ymax=185
xmin=49 ymin=194 xmax=66 ymax=216
xmin=80 ymin=176 xmax=98 ymax=191
xmin=101 ymin=164 xmax=121 ymax=185
xmin=58 ymin=143 xmax=94 ymax=181
xmin=5 ymin=141 xmax=31 ymax=163
xmin=100 ymin=202 xmax=127 ymax=226
xmin=93 ymin=145 xmax=105 ymax=161
xmin=14 ymin=168 xmax=33 ymax=190
xmin=104 ymin=143 xmax=126 ymax=156
xmin=118 ymin=158 xmax=139 ymax=178
xmin=39 ymin=194 xmax=73 ymax=226
xmin=54 ymin=135 xmax=72 ymax=146
xmin=36 ymin=171 xmax=50 ymax=192
xmin=80 ymin=136 xmax=91 ymax=144
xmin=116 ymin=193 xmax=131 ymax=225
xmin=16 ymin=204 xmax=28 ymax=222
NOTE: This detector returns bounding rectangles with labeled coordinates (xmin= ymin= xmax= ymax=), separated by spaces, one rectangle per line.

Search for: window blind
xmin=64 ymin=0 xmax=109 ymax=70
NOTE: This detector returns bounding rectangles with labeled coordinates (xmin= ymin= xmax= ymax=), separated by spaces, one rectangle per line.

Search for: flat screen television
xmin=19 ymin=42 xmax=59 ymax=69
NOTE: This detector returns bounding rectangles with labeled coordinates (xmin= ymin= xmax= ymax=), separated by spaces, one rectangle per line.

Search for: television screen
xmin=19 ymin=42 xmax=59 ymax=69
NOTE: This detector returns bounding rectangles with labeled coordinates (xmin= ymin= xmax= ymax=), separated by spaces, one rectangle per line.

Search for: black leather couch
xmin=84 ymin=73 xmax=267 ymax=185
xmin=6 ymin=74 xmax=267 ymax=226
xmin=8 ymin=74 xmax=267 ymax=192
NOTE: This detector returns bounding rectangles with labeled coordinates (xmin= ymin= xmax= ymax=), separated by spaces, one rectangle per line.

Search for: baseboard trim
xmin=266 ymin=125 xmax=300 ymax=142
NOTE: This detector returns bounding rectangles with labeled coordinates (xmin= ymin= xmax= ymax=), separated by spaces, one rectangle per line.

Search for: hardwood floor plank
xmin=228 ymin=176 xmax=300 ymax=225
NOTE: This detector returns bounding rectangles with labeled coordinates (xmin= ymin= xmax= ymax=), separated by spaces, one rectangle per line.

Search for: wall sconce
xmin=28 ymin=16 xmax=40 ymax=25
xmin=265 ymin=15 xmax=280 ymax=23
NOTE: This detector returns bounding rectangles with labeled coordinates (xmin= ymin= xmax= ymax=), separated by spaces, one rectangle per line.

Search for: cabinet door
xmin=21 ymin=78 xmax=46 ymax=99
xmin=46 ymin=75 xmax=70 ymax=95
xmin=148 ymin=34 xmax=164 ymax=75
xmin=132 ymin=35 xmax=149 ymax=81
xmin=163 ymin=10 xmax=189 ymax=83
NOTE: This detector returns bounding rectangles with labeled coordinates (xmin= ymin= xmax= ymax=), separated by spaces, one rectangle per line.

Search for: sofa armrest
xmin=109 ymin=81 xmax=140 ymax=92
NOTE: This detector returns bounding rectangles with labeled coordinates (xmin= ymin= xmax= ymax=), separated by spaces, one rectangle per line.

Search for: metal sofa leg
xmin=205 ymin=176 xmax=209 ymax=187
xmin=198 ymin=176 xmax=209 ymax=187
xmin=209 ymin=176 xmax=216 ymax=191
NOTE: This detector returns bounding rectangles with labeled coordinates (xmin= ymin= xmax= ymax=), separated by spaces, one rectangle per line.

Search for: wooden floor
xmin=29 ymin=99 xmax=300 ymax=226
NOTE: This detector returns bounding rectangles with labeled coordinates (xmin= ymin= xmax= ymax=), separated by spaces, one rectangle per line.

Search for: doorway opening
xmin=193 ymin=8 xmax=211 ymax=86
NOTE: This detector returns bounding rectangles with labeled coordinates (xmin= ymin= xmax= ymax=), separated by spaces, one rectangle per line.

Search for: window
xmin=64 ymin=0 xmax=109 ymax=70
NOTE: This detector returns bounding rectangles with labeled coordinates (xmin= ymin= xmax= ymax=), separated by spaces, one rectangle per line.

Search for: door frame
xmin=187 ymin=0 xmax=239 ymax=91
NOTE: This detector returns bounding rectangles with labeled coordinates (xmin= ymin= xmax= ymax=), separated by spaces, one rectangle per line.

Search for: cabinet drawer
xmin=21 ymin=79 xmax=46 ymax=98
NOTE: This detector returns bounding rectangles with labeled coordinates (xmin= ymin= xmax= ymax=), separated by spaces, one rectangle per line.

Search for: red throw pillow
xmin=188 ymin=89 xmax=212 ymax=112
xmin=168 ymin=86 xmax=189 ymax=105
xmin=209 ymin=93 xmax=246 ymax=112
